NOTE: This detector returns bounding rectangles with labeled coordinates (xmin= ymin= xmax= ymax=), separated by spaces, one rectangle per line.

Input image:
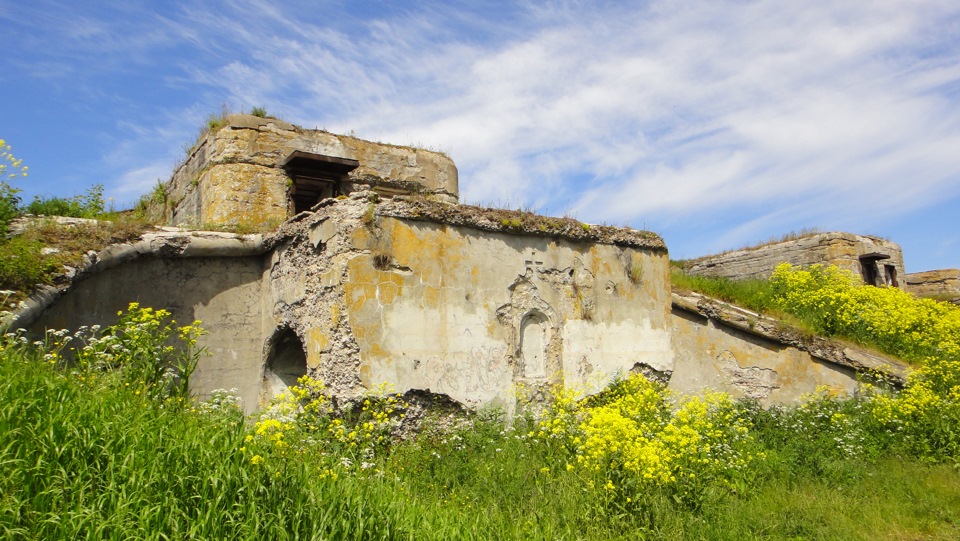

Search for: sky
xmin=1 ymin=0 xmax=959 ymax=272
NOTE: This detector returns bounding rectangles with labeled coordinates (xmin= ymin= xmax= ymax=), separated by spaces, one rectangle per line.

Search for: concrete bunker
xmin=4 ymin=120 xmax=913 ymax=414
xmin=261 ymin=327 xmax=308 ymax=403
xmin=683 ymin=231 xmax=907 ymax=290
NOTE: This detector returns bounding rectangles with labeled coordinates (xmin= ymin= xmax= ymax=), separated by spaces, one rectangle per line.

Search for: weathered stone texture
xmin=906 ymin=269 xmax=960 ymax=304
xmin=669 ymin=291 xmax=908 ymax=404
xmin=11 ymin=197 xmax=909 ymax=414
xmin=164 ymin=115 xmax=459 ymax=228
xmin=260 ymin=193 xmax=671 ymax=414
xmin=683 ymin=232 xmax=906 ymax=289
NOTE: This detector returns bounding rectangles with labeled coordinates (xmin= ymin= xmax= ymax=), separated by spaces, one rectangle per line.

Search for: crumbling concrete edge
xmin=375 ymin=196 xmax=667 ymax=251
xmin=6 ymin=230 xmax=267 ymax=331
xmin=671 ymin=291 xmax=911 ymax=385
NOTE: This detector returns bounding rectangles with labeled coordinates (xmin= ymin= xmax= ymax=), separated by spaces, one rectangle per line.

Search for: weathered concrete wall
xmin=11 ymin=196 xmax=911 ymax=415
xmin=6 ymin=231 xmax=270 ymax=412
xmin=165 ymin=115 xmax=459 ymax=228
xmin=27 ymin=256 xmax=268 ymax=408
xmin=670 ymin=308 xmax=858 ymax=403
xmin=261 ymin=193 xmax=672 ymax=413
xmin=684 ymin=232 xmax=906 ymax=289
xmin=668 ymin=292 xmax=908 ymax=404
xmin=906 ymin=269 xmax=960 ymax=304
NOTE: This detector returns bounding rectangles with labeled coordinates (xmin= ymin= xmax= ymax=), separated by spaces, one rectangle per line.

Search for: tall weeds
xmin=2 ymin=299 xmax=959 ymax=539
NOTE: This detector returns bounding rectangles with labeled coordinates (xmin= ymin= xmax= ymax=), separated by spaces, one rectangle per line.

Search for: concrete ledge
xmin=671 ymin=291 xmax=910 ymax=384
xmin=6 ymin=231 xmax=267 ymax=331
xmin=375 ymin=196 xmax=666 ymax=251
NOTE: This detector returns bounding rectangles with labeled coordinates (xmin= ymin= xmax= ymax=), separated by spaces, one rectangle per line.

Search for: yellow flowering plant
xmin=245 ymin=376 xmax=411 ymax=474
xmin=71 ymin=302 xmax=206 ymax=400
xmin=530 ymin=374 xmax=760 ymax=509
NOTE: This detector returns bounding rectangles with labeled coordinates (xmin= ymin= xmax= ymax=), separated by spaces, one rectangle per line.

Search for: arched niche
xmin=520 ymin=312 xmax=549 ymax=379
xmin=261 ymin=327 xmax=307 ymax=403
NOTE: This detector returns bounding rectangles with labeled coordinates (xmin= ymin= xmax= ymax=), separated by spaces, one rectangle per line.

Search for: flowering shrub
xmin=531 ymin=374 xmax=760 ymax=508
xmin=67 ymin=303 xmax=206 ymax=400
xmin=769 ymin=263 xmax=960 ymax=364
xmin=0 ymin=138 xmax=27 ymax=237
xmin=769 ymin=264 xmax=960 ymax=461
xmin=244 ymin=376 xmax=409 ymax=475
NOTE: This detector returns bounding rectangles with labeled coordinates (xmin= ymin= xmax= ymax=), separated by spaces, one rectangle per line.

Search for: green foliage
xmin=206 ymin=110 xmax=230 ymax=132
xmin=3 ymin=296 xmax=960 ymax=538
xmin=0 ymin=216 xmax=152 ymax=299
xmin=247 ymin=378 xmax=410 ymax=476
xmin=0 ymin=138 xmax=28 ymax=180
xmin=69 ymin=302 xmax=204 ymax=399
xmin=529 ymin=375 xmax=762 ymax=512
xmin=628 ymin=253 xmax=644 ymax=284
xmin=0 ymin=182 xmax=21 ymax=237
xmin=769 ymin=263 xmax=960 ymax=365
xmin=25 ymin=184 xmax=105 ymax=218
xmin=0 ymin=316 xmax=412 ymax=540
xmin=0 ymin=139 xmax=27 ymax=236
xmin=250 ymin=105 xmax=268 ymax=118
xmin=670 ymin=268 xmax=777 ymax=314
xmin=0 ymin=236 xmax=60 ymax=291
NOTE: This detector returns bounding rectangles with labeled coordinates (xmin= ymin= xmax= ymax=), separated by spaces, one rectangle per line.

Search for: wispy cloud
xmin=3 ymin=0 xmax=959 ymax=269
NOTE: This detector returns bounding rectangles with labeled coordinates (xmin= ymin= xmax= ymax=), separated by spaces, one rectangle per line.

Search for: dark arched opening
xmin=261 ymin=327 xmax=307 ymax=402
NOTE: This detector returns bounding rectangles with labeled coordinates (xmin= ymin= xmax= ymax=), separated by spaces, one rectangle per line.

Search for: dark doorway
xmin=884 ymin=264 xmax=899 ymax=287
xmin=281 ymin=151 xmax=359 ymax=214
xmin=262 ymin=327 xmax=307 ymax=402
xmin=859 ymin=253 xmax=891 ymax=287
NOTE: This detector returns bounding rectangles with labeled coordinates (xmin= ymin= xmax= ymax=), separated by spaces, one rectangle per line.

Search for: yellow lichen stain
xmin=351 ymin=227 xmax=371 ymax=250
xmin=330 ymin=303 xmax=341 ymax=326
xmin=471 ymin=265 xmax=480 ymax=286
xmin=378 ymin=279 xmax=401 ymax=305
xmin=305 ymin=328 xmax=331 ymax=369
xmin=309 ymin=328 xmax=331 ymax=352
xmin=422 ymin=285 xmax=441 ymax=308
xmin=367 ymin=341 xmax=389 ymax=360
xmin=359 ymin=364 xmax=372 ymax=386
xmin=383 ymin=218 xmax=466 ymax=287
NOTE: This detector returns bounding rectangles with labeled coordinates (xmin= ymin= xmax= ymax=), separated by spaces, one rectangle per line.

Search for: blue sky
xmin=2 ymin=0 xmax=959 ymax=271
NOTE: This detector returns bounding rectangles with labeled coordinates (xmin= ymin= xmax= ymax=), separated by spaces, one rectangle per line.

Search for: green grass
xmin=0 ymin=341 xmax=416 ymax=540
xmin=0 ymin=215 xmax=153 ymax=301
xmin=670 ymin=266 xmax=778 ymax=314
xmin=2 ymin=328 xmax=959 ymax=540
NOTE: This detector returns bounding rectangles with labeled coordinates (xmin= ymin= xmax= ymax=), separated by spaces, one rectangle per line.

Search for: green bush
xmin=0 ymin=182 xmax=21 ymax=237
xmin=0 ymin=236 xmax=59 ymax=291
xmin=25 ymin=184 xmax=105 ymax=219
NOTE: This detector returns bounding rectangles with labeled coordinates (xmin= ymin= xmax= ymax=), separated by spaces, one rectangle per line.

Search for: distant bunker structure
xmin=683 ymin=232 xmax=907 ymax=289
xmin=11 ymin=118 xmax=909 ymax=413
xmin=905 ymin=269 xmax=960 ymax=305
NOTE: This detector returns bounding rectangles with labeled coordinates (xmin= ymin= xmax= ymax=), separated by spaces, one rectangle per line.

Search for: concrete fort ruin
xmin=10 ymin=115 xmax=909 ymax=413
xmin=682 ymin=231 xmax=908 ymax=289
xmin=682 ymin=230 xmax=960 ymax=305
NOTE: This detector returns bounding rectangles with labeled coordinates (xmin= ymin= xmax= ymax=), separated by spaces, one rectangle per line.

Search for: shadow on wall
xmin=26 ymin=256 xmax=268 ymax=408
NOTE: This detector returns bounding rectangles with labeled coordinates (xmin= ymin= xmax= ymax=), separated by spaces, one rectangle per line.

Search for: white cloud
xmin=5 ymin=0 xmax=959 ymax=268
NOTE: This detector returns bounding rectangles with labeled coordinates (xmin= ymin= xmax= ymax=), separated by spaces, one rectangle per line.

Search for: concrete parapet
xmin=683 ymin=232 xmax=906 ymax=289
xmin=906 ymin=269 xmax=960 ymax=304
xmin=164 ymin=114 xmax=459 ymax=228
